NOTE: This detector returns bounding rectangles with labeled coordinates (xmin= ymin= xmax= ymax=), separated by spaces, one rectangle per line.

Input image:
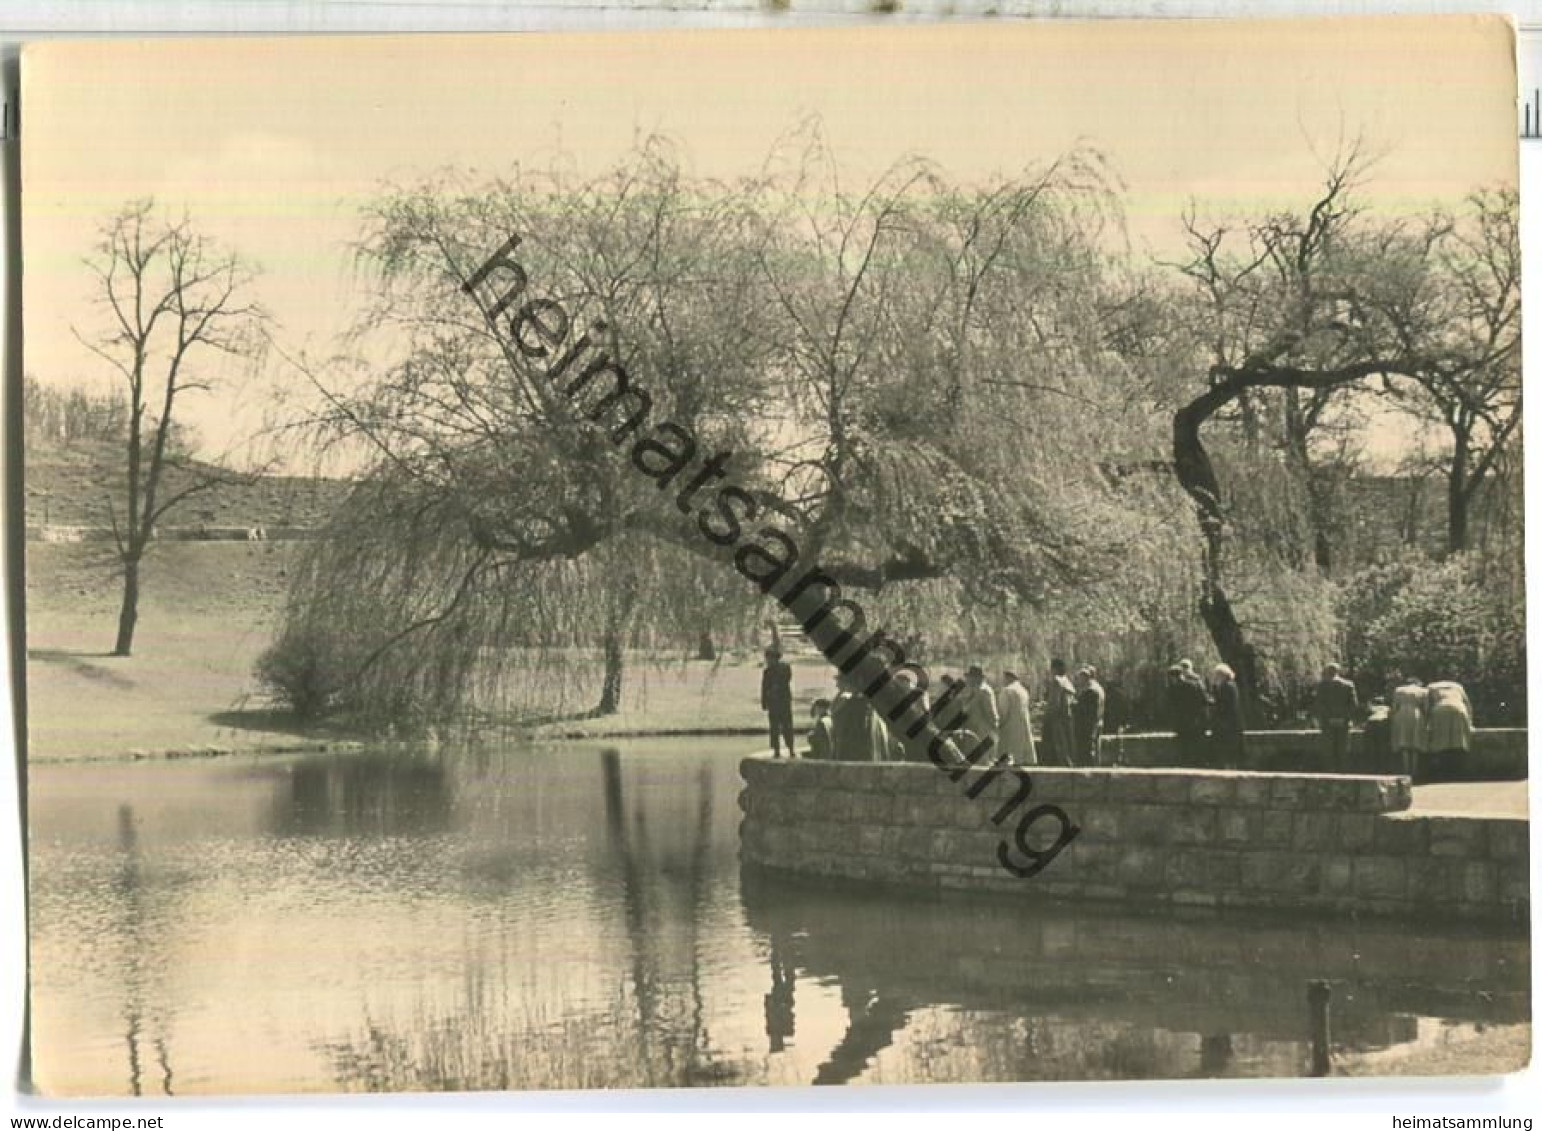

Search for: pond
xmin=26 ymin=739 xmax=1529 ymax=1095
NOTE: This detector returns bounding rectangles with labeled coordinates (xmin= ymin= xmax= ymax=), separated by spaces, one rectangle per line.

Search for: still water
xmin=28 ymin=739 xmax=1529 ymax=1095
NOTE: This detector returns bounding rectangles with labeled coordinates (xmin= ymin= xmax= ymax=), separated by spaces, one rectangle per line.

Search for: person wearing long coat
xmin=829 ymin=683 xmax=892 ymax=762
xmin=1073 ymin=667 xmax=1105 ymax=767
xmin=1168 ymin=663 xmax=1212 ymax=756
xmin=1042 ymin=659 xmax=1077 ymax=766
xmin=996 ymin=672 xmax=1037 ymax=765
xmin=1208 ymin=664 xmax=1246 ymax=770
xmin=1425 ymin=680 xmax=1474 ymax=755
xmin=1389 ymin=678 xmax=1429 ymax=776
xmin=960 ymin=666 xmax=1000 ymax=747
xmin=886 ymin=669 xmax=933 ymax=763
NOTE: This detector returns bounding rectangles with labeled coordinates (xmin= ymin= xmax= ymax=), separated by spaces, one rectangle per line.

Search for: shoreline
xmin=23 ymin=722 xmax=776 ymax=766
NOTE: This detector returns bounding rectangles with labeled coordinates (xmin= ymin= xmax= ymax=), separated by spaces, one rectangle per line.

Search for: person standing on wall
xmin=761 ymin=647 xmax=797 ymax=759
xmin=1311 ymin=663 xmax=1359 ymax=764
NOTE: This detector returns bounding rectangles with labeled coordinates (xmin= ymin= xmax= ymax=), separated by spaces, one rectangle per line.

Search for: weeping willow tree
xmin=264 ymin=131 xmax=1197 ymax=729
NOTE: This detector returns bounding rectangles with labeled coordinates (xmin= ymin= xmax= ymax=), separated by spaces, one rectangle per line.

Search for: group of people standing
xmin=1165 ymin=660 xmax=1247 ymax=768
xmin=948 ymin=661 xmax=1108 ymax=767
xmin=761 ymin=648 xmax=1106 ymax=767
xmin=763 ymin=646 xmax=1480 ymax=777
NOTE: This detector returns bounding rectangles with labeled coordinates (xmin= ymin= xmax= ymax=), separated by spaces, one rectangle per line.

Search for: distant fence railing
xmin=27 ymin=524 xmax=316 ymax=543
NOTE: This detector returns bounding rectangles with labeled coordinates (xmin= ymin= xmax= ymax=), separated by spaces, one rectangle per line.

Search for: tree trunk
xmin=114 ymin=553 xmax=141 ymax=657
xmin=597 ymin=630 xmax=625 ymax=716
xmin=1283 ymin=389 xmax=1333 ymax=573
xmin=1198 ymin=583 xmax=1264 ymax=724
xmin=1447 ymin=428 xmax=1470 ymax=554
xmin=696 ymin=631 xmax=716 ymax=661
xmin=1174 ymin=393 xmax=1265 ymax=724
xmin=596 ymin=585 xmax=637 ymax=716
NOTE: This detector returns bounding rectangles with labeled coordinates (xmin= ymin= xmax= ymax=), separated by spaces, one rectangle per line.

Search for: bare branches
xmin=274 ymin=138 xmax=1194 ymax=725
xmin=72 ymin=198 xmax=270 ymax=655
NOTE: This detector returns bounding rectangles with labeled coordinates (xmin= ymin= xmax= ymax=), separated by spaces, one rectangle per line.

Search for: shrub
xmin=1343 ymin=555 xmax=1526 ymax=725
xmin=255 ymin=627 xmax=349 ymax=720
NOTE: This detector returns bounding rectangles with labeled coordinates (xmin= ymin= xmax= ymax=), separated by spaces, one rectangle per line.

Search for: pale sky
xmin=19 ymin=16 xmax=1518 ymax=465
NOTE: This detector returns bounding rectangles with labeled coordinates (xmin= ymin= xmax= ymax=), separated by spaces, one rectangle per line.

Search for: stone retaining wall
xmin=739 ymin=758 xmax=1529 ymax=923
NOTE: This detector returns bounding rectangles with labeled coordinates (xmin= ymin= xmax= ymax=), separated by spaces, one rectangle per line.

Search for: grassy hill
xmin=21 ymin=436 xmax=817 ymax=761
xmin=25 ymin=438 xmax=351 ymax=531
xmin=22 ymin=438 xmax=357 ymax=760
xmin=24 ymin=538 xmax=800 ymax=761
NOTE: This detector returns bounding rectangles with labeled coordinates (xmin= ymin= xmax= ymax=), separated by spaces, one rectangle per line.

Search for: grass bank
xmin=24 ymin=542 xmax=842 ymax=762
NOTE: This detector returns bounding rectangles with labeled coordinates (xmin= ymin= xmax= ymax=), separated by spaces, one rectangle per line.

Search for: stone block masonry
xmin=738 ymin=759 xmax=1529 ymax=924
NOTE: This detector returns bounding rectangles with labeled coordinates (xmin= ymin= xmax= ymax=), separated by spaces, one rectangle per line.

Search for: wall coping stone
xmin=740 ymin=756 xmax=1414 ymax=813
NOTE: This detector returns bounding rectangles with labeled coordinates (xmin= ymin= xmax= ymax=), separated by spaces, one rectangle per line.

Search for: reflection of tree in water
xmin=320 ymin=983 xmax=666 ymax=1093
xmin=591 ymin=749 xmax=735 ymax=1084
xmin=266 ymin=754 xmax=453 ymax=838
xmin=740 ymin=871 xmax=1529 ymax=1085
xmin=112 ymin=805 xmax=176 ymax=1096
xmin=319 ymin=749 xmax=733 ymax=1092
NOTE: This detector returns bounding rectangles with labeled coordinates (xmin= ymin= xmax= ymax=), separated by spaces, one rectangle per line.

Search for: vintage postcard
xmin=20 ymin=15 xmax=1526 ymax=1096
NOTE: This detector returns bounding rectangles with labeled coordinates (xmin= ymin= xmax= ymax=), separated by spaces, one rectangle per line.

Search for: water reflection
xmin=26 ymin=741 xmax=1531 ymax=1096
xmin=266 ymin=753 xmax=453 ymax=838
xmin=314 ymin=747 xmax=738 ymax=1092
xmin=596 ymin=748 xmax=735 ymax=1087
xmin=812 ymin=984 xmax=912 ymax=1086
xmin=738 ymin=870 xmax=1528 ymax=1082
xmin=763 ymin=931 xmax=796 ymax=1054
xmin=111 ymin=805 xmax=175 ymax=1097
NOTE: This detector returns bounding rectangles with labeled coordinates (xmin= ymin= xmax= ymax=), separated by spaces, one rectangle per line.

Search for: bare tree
xmin=1165 ymin=150 xmax=1469 ymax=716
xmin=1384 ymin=187 xmax=1521 ymax=552
xmin=74 ymin=200 xmax=268 ymax=656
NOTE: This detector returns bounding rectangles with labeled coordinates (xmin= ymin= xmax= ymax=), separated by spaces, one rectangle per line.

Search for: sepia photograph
xmin=19 ymin=14 xmax=1527 ymax=1097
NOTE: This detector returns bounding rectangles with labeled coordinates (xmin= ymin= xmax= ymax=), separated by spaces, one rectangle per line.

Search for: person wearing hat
xmin=830 ymin=669 xmax=891 ymax=762
xmin=760 ymin=647 xmax=796 ymax=758
xmin=1042 ymin=658 xmax=1077 ymax=766
xmin=961 ymin=665 xmax=999 ymax=748
xmin=1073 ymin=666 xmax=1105 ymax=767
xmin=1168 ymin=661 xmax=1211 ymax=759
xmin=887 ymin=669 xmax=933 ymax=761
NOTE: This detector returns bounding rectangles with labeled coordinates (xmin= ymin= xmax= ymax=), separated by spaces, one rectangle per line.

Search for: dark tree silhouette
xmin=74 ymin=200 xmax=268 ymax=656
xmin=1166 ymin=153 xmax=1517 ymax=718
